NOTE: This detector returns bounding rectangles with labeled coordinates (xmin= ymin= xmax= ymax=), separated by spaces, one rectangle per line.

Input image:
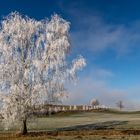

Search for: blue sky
xmin=1 ymin=0 xmax=140 ymax=110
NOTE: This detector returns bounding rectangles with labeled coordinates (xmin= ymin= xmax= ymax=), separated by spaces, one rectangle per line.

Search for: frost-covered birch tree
xmin=0 ymin=12 xmax=86 ymax=134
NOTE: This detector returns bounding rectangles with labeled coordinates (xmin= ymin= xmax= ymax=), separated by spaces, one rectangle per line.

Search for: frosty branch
xmin=0 ymin=12 xmax=86 ymax=134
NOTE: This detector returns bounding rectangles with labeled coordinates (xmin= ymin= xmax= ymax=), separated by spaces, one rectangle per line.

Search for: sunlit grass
xmin=1 ymin=111 xmax=140 ymax=139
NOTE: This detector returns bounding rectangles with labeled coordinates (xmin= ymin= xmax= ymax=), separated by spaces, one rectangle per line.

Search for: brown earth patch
xmin=14 ymin=129 xmax=140 ymax=137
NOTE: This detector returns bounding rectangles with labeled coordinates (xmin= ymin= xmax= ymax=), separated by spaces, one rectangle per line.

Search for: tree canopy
xmin=0 ymin=12 xmax=86 ymax=134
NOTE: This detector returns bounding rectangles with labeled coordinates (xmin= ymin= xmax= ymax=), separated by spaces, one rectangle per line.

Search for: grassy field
xmin=28 ymin=110 xmax=140 ymax=131
xmin=1 ymin=110 xmax=140 ymax=140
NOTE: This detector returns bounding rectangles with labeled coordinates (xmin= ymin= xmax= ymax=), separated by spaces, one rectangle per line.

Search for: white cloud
xmin=62 ymin=11 xmax=140 ymax=110
xmin=93 ymin=68 xmax=114 ymax=78
xmin=64 ymin=68 xmax=140 ymax=110
xmin=71 ymin=15 xmax=140 ymax=56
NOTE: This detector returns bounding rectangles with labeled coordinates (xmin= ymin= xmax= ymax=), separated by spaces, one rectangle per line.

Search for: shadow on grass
xmin=20 ymin=121 xmax=140 ymax=137
xmin=56 ymin=121 xmax=128 ymax=131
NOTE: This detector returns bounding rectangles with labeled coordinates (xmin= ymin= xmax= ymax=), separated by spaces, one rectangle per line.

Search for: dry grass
xmin=1 ymin=111 xmax=140 ymax=139
xmin=1 ymin=130 xmax=140 ymax=140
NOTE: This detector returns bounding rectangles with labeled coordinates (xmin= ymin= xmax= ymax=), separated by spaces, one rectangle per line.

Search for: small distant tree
xmin=90 ymin=99 xmax=100 ymax=109
xmin=0 ymin=12 xmax=86 ymax=134
xmin=116 ymin=100 xmax=124 ymax=110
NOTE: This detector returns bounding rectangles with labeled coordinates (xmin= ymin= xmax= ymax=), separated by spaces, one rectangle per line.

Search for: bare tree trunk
xmin=20 ymin=119 xmax=27 ymax=135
